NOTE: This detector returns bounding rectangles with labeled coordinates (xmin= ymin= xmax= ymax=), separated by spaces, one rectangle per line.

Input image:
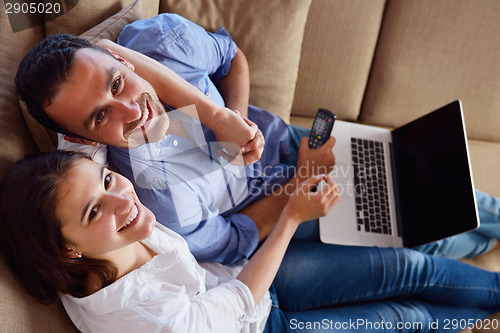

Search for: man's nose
xmin=114 ymin=99 xmax=141 ymax=123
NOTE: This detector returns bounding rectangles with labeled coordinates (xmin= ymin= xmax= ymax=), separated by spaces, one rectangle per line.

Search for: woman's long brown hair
xmin=0 ymin=151 xmax=118 ymax=304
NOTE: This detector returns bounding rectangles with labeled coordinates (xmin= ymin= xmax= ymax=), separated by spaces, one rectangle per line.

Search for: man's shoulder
xmin=118 ymin=13 xmax=203 ymax=46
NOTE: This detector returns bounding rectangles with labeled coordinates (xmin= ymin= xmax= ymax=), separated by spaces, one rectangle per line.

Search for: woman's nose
xmin=108 ymin=192 xmax=134 ymax=216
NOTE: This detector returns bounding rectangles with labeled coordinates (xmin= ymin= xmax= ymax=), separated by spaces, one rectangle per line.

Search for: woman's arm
xmin=96 ymin=39 xmax=262 ymax=164
xmin=237 ymin=175 xmax=340 ymax=304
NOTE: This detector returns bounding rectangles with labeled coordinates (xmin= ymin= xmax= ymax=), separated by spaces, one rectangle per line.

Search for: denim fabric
xmin=265 ymin=242 xmax=497 ymax=332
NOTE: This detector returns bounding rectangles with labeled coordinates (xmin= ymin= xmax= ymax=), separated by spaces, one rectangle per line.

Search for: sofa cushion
xmin=0 ymin=7 xmax=41 ymax=179
xmin=159 ymin=0 xmax=312 ymax=123
xmin=468 ymin=139 xmax=500 ymax=197
xmin=21 ymin=0 xmax=143 ymax=151
xmin=80 ymin=0 xmax=143 ymax=42
xmin=0 ymin=257 xmax=78 ymax=332
xmin=45 ymin=0 xmax=148 ymax=36
xmin=361 ymin=0 xmax=500 ymax=142
xmin=291 ymin=0 xmax=386 ymax=122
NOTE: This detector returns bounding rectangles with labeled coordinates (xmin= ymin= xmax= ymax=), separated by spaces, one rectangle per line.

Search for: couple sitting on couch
xmin=2 ymin=13 xmax=500 ymax=332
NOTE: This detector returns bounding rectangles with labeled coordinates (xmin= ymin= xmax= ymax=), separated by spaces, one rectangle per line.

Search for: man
xmin=16 ymin=14 xmax=499 ymax=264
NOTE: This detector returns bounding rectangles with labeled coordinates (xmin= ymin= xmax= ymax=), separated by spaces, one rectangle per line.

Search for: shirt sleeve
xmin=61 ymin=280 xmax=263 ymax=333
xmin=164 ymin=280 xmax=260 ymax=333
xmin=117 ymin=13 xmax=237 ymax=82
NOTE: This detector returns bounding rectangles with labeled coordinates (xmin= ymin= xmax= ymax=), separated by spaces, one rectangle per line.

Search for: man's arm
xmin=97 ymin=39 xmax=262 ymax=164
xmin=135 ymin=183 xmax=260 ymax=264
xmin=215 ymin=47 xmax=250 ymax=118
xmin=214 ymin=47 xmax=265 ymax=161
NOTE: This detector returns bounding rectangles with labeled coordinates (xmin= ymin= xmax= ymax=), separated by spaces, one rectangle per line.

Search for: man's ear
xmin=105 ymin=48 xmax=135 ymax=71
xmin=63 ymin=135 xmax=100 ymax=147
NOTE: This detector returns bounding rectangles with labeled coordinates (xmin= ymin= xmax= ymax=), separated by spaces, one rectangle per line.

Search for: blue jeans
xmin=265 ymin=125 xmax=500 ymax=332
xmin=285 ymin=125 xmax=500 ymax=258
xmin=265 ymin=242 xmax=498 ymax=333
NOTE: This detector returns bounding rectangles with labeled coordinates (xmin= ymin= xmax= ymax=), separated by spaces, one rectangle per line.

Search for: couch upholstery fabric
xmin=291 ymin=0 xmax=386 ymax=122
xmin=159 ymin=0 xmax=312 ymax=124
xmin=361 ymin=0 xmax=500 ymax=143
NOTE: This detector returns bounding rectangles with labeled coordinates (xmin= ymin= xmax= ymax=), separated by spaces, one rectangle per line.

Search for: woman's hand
xmin=237 ymin=174 xmax=339 ymax=304
xmin=283 ymin=174 xmax=340 ymax=225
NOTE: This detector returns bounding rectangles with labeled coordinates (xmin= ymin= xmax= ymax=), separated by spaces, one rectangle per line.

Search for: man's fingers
xmin=239 ymin=116 xmax=258 ymax=141
xmin=242 ymin=148 xmax=262 ymax=165
xmin=243 ymin=129 xmax=265 ymax=154
xmin=323 ymin=136 xmax=336 ymax=150
xmin=218 ymin=149 xmax=245 ymax=166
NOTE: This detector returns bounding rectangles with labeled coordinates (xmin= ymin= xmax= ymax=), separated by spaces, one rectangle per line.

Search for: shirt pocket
xmin=168 ymin=182 xmax=204 ymax=227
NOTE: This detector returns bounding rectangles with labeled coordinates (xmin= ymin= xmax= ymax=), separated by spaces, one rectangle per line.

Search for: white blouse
xmin=60 ymin=224 xmax=271 ymax=333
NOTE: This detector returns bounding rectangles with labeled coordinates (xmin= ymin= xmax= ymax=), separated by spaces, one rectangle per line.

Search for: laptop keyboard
xmin=350 ymin=138 xmax=392 ymax=235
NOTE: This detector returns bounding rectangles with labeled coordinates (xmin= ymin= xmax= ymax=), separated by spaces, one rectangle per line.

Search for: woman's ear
xmin=63 ymin=246 xmax=82 ymax=259
xmin=105 ymin=48 xmax=135 ymax=71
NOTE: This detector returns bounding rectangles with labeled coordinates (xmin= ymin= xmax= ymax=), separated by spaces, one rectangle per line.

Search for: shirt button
xmin=205 ymin=92 xmax=211 ymax=98
xmin=173 ymin=140 xmax=179 ymax=147
xmin=156 ymin=148 xmax=161 ymax=154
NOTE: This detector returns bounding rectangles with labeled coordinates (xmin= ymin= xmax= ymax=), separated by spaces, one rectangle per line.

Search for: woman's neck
xmin=116 ymin=242 xmax=157 ymax=278
xmin=85 ymin=242 xmax=156 ymax=295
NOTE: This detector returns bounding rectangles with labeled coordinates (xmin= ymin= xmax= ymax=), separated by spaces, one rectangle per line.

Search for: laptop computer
xmin=319 ymin=100 xmax=479 ymax=248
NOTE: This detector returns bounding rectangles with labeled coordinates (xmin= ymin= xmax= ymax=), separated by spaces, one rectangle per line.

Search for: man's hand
xmin=296 ymin=136 xmax=336 ymax=182
xmin=236 ymin=112 xmax=265 ymax=164
xmin=214 ymin=109 xmax=264 ymax=165
xmin=241 ymin=117 xmax=265 ymax=165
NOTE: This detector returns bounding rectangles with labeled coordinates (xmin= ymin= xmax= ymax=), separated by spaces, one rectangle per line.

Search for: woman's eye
xmin=104 ymin=173 xmax=112 ymax=189
xmin=89 ymin=206 xmax=99 ymax=222
xmin=111 ymin=77 xmax=121 ymax=94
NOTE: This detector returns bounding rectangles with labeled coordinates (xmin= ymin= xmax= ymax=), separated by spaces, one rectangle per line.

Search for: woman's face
xmin=56 ymin=158 xmax=156 ymax=260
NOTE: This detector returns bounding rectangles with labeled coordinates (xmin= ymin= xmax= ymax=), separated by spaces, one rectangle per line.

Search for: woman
xmin=0 ymin=151 xmax=498 ymax=333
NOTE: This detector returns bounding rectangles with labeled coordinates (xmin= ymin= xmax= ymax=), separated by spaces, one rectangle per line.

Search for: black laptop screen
xmin=391 ymin=100 xmax=478 ymax=248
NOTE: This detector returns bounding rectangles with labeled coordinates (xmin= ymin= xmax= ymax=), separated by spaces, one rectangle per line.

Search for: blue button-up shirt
xmin=109 ymin=14 xmax=293 ymax=264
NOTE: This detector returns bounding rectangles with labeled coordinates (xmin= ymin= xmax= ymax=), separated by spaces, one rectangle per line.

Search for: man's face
xmin=46 ymin=48 xmax=169 ymax=148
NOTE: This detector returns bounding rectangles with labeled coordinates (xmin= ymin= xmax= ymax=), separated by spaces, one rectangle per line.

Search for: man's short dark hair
xmin=15 ymin=34 xmax=111 ymax=139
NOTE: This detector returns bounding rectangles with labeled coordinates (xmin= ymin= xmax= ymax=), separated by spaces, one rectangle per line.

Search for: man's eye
xmin=104 ymin=173 xmax=112 ymax=189
xmin=111 ymin=77 xmax=121 ymax=94
xmin=89 ymin=206 xmax=99 ymax=222
xmin=95 ymin=111 xmax=105 ymax=125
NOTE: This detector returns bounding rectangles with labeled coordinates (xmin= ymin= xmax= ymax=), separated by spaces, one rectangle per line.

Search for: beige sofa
xmin=1 ymin=0 xmax=499 ymax=331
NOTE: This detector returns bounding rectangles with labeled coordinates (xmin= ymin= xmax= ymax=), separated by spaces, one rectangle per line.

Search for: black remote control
xmin=308 ymin=108 xmax=336 ymax=149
